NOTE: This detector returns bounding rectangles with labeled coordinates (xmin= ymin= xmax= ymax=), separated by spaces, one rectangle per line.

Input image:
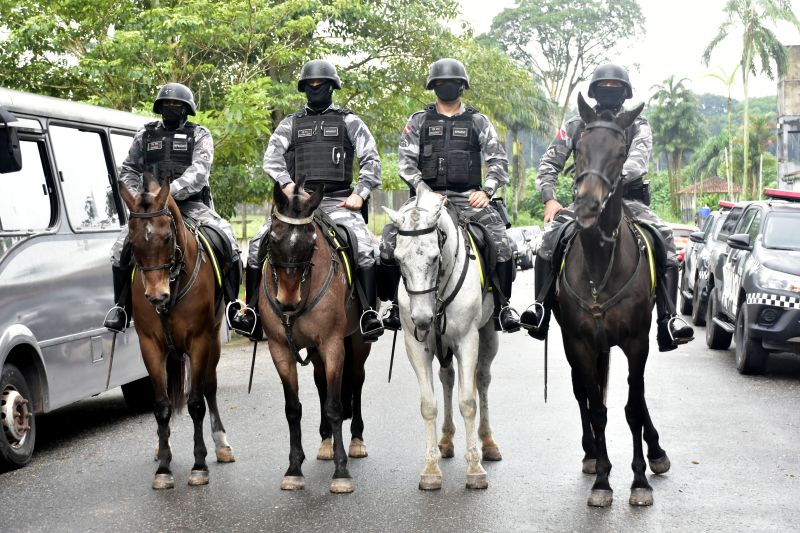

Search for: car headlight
xmin=755 ymin=266 xmax=800 ymax=293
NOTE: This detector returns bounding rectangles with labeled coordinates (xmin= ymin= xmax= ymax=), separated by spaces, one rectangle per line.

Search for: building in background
xmin=778 ymin=45 xmax=800 ymax=192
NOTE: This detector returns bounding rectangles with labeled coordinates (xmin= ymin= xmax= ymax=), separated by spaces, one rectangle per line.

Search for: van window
xmin=50 ymin=125 xmax=120 ymax=231
xmin=0 ymin=140 xmax=53 ymax=232
xmin=109 ymin=133 xmax=134 ymax=176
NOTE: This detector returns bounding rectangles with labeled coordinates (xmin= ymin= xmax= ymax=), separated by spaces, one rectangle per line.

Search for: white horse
xmin=384 ymin=189 xmax=501 ymax=490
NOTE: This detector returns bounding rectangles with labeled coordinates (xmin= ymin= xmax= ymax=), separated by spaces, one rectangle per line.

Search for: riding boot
xmin=104 ymin=265 xmax=133 ymax=332
xmin=357 ymin=266 xmax=385 ymax=342
xmin=656 ymin=262 xmax=694 ymax=352
xmin=377 ymin=259 xmax=402 ymax=331
xmin=521 ymin=255 xmax=553 ymax=340
xmin=227 ymin=265 xmax=262 ymax=340
xmin=492 ymin=260 xmax=521 ymax=333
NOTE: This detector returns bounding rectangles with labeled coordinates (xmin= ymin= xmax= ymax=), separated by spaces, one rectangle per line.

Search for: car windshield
xmin=763 ymin=213 xmax=800 ymax=250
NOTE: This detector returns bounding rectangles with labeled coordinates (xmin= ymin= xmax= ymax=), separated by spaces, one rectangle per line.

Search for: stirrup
xmin=667 ymin=315 xmax=694 ymax=344
xmin=225 ymin=300 xmax=257 ymax=337
xmin=519 ymin=302 xmax=545 ymax=330
xmin=103 ymin=305 xmax=128 ymax=334
xmin=360 ymin=308 xmax=384 ymax=340
xmin=498 ymin=306 xmax=521 ymax=333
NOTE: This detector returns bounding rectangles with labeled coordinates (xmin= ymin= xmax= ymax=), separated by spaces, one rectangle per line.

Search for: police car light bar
xmin=719 ymin=200 xmax=735 ymax=209
xmin=764 ymin=188 xmax=800 ymax=202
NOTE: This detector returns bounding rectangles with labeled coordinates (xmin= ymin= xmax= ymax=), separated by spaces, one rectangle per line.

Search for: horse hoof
xmin=438 ymin=442 xmax=455 ymax=459
xmin=216 ymin=446 xmax=236 ymax=463
xmin=419 ymin=474 xmax=442 ymax=491
xmin=466 ymin=473 xmax=488 ymax=490
xmin=629 ymin=488 xmax=653 ymax=506
xmin=582 ymin=459 xmax=597 ymax=474
xmin=188 ymin=469 xmax=209 ymax=486
xmin=482 ymin=446 xmax=502 ymax=462
xmin=587 ymin=489 xmax=613 ymax=507
xmin=649 ymin=454 xmax=671 ymax=474
xmin=317 ymin=438 xmax=334 ymax=461
xmin=348 ymin=438 xmax=368 ymax=458
xmin=330 ymin=477 xmax=354 ymax=494
xmin=152 ymin=473 xmax=175 ymax=490
xmin=280 ymin=475 xmax=305 ymax=490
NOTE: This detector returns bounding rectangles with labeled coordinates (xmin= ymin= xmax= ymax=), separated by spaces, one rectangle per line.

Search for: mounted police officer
xmin=379 ymin=58 xmax=522 ymax=334
xmin=228 ymin=59 xmax=386 ymax=342
xmin=520 ymin=64 xmax=694 ymax=351
xmin=104 ymin=82 xmax=242 ymax=332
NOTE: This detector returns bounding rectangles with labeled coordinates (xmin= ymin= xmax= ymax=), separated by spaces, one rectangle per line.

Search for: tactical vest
xmin=142 ymin=121 xmax=196 ymax=181
xmin=418 ymin=105 xmax=482 ymax=192
xmin=285 ymin=109 xmax=354 ymax=194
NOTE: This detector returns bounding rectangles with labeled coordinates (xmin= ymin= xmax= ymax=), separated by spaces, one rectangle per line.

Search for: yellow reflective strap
xmin=634 ymin=224 xmax=657 ymax=295
xmin=466 ymin=231 xmax=485 ymax=289
xmin=196 ymin=231 xmax=223 ymax=288
xmin=131 ymin=265 xmax=136 ymax=281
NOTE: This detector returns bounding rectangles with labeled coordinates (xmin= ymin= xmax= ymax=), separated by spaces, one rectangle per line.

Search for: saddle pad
xmin=465 ymin=221 xmax=496 ymax=286
xmin=184 ymin=218 xmax=223 ymax=289
xmin=314 ymin=209 xmax=357 ymax=287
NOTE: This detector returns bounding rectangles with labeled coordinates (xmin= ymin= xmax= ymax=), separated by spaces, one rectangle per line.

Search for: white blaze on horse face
xmin=145 ymin=223 xmax=152 ymax=242
xmin=395 ymin=229 xmax=440 ymax=329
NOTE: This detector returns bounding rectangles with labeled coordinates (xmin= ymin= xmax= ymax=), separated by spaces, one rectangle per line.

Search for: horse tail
xmin=167 ymin=354 xmax=190 ymax=414
xmin=340 ymin=337 xmax=354 ymax=421
xmin=598 ymin=350 xmax=611 ymax=405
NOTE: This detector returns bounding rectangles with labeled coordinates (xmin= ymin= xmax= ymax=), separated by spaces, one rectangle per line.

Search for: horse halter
xmin=267 ymin=208 xmax=316 ymax=297
xmin=396 ymin=221 xmax=447 ymax=297
xmin=128 ymin=207 xmax=183 ymax=281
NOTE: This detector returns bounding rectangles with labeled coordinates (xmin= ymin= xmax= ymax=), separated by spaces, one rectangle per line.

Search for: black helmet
xmin=297 ymin=60 xmax=342 ymax=91
xmin=426 ymin=58 xmax=470 ymax=90
xmin=587 ymin=64 xmax=633 ymax=99
xmin=153 ymin=83 xmax=196 ymax=115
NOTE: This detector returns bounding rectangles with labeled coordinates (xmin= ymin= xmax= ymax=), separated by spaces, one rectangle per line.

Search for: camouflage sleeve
xmin=622 ymin=116 xmax=652 ymax=182
xmin=344 ymin=114 xmax=381 ymax=200
xmin=262 ymin=115 xmax=295 ymax=188
xmin=170 ymin=126 xmax=213 ymax=201
xmin=535 ymin=123 xmax=574 ymax=203
xmin=398 ymin=111 xmax=425 ymax=189
xmin=474 ymin=113 xmax=509 ymax=196
xmin=119 ymin=129 xmax=146 ymax=194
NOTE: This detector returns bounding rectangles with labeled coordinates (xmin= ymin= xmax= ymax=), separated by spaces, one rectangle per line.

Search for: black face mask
xmin=304 ymin=81 xmax=334 ymax=112
xmin=593 ymin=86 xmax=626 ymax=111
xmin=162 ymin=107 xmax=187 ymax=130
xmin=434 ymin=80 xmax=463 ymax=103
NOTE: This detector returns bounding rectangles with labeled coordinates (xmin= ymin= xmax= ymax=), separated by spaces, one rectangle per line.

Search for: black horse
xmin=554 ymin=94 xmax=671 ymax=507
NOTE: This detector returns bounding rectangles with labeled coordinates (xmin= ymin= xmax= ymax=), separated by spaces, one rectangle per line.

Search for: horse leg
xmin=571 ymin=367 xmax=597 ymax=474
xmin=407 ymin=337 xmax=441 ymax=490
xmin=454 ymin=333 xmax=487 ymax=490
xmin=312 ymin=348 xmax=334 ymax=461
xmin=437 ymin=361 xmax=456 ymax=459
xmin=141 ymin=340 xmax=174 ymax=490
xmin=348 ymin=335 xmax=369 ymax=459
xmin=641 ymin=378 xmax=670 ymax=475
xmin=623 ymin=336 xmax=654 ymax=506
xmin=584 ymin=361 xmax=613 ymax=507
xmin=204 ymin=331 xmax=235 ymax=463
xmin=321 ymin=340 xmax=353 ymax=494
xmin=187 ymin=346 xmax=209 ymax=486
xmin=271 ymin=347 xmax=305 ymax=490
xmin=476 ymin=326 xmax=501 ymax=461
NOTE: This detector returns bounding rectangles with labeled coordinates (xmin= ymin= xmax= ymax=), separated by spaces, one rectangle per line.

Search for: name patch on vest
xmin=428 ymin=125 xmax=444 ymax=136
xmin=452 ymin=127 xmax=469 ymax=138
xmin=297 ymin=128 xmax=313 ymax=138
xmin=172 ymin=140 xmax=188 ymax=151
xmin=147 ymin=141 xmax=163 ymax=151
xmin=323 ymin=127 xmax=339 ymax=137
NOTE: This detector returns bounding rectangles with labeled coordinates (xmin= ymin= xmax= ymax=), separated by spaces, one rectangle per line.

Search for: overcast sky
xmin=456 ymin=0 xmax=800 ymax=103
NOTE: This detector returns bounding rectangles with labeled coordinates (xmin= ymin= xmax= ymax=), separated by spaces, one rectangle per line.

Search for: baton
xmin=388 ymin=330 xmax=398 ymax=383
xmin=248 ymin=339 xmax=258 ymax=394
xmin=105 ymin=331 xmax=118 ymax=390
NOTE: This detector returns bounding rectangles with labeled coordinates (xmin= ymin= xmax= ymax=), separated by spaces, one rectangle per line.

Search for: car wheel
xmin=121 ymin=376 xmax=154 ymax=412
xmin=691 ymin=276 xmax=707 ymax=326
xmin=0 ymin=364 xmax=36 ymax=470
xmin=734 ymin=303 xmax=769 ymax=375
xmin=705 ymin=288 xmax=732 ymax=350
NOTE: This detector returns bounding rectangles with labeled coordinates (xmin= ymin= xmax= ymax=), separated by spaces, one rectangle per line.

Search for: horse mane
xmin=597 ymin=109 xmax=615 ymax=122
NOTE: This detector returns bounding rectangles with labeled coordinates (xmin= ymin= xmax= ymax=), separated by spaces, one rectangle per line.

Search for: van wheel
xmin=734 ymin=304 xmax=768 ymax=375
xmin=705 ymin=288 xmax=732 ymax=350
xmin=0 ymin=364 xmax=36 ymax=470
xmin=122 ymin=377 xmax=154 ymax=412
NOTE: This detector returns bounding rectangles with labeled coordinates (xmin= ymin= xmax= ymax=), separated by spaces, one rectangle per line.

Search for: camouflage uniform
xmin=536 ymin=112 xmax=676 ymax=264
xmin=111 ymin=121 xmax=240 ymax=267
xmin=248 ymin=105 xmax=381 ymax=269
xmin=380 ymin=102 xmax=511 ymax=262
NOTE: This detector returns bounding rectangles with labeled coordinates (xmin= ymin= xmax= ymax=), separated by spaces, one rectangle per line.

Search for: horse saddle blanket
xmin=184 ymin=216 xmax=227 ymax=293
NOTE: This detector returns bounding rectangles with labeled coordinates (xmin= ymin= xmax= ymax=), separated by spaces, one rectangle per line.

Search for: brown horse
xmin=260 ymin=178 xmax=370 ymax=494
xmin=119 ymin=176 xmax=235 ymax=490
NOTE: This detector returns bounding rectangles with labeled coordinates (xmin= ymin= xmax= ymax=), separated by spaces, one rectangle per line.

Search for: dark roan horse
xmin=119 ymin=175 xmax=235 ymax=490
xmin=554 ymin=94 xmax=671 ymax=507
xmin=259 ymin=176 xmax=370 ymax=494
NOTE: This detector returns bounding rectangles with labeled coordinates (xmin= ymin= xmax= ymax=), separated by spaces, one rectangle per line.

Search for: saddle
xmin=184 ymin=217 xmax=239 ymax=303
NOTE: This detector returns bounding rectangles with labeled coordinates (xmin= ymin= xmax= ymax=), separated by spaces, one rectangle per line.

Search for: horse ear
xmin=615 ymin=101 xmax=645 ymax=130
xmin=433 ymin=194 xmax=447 ymax=217
xmin=295 ymin=173 xmax=307 ymax=191
xmin=273 ymin=182 xmax=289 ymax=211
xmin=118 ymin=180 xmax=136 ymax=211
xmin=383 ymin=206 xmax=405 ymax=226
xmin=306 ymin=184 xmax=324 ymax=213
xmin=155 ymin=181 xmax=170 ymax=208
xmin=577 ymin=92 xmax=597 ymax=124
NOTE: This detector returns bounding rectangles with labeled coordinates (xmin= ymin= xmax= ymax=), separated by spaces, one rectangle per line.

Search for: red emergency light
xmin=719 ymin=200 xmax=735 ymax=209
xmin=764 ymin=188 xmax=800 ymax=202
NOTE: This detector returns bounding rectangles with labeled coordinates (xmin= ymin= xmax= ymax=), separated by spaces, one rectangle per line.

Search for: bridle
xmin=266 ymin=209 xmax=316 ymax=291
xmin=128 ymin=207 xmax=184 ymax=281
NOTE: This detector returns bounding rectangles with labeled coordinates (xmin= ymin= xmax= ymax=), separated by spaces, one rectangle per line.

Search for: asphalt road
xmin=2 ymin=269 xmax=799 ymax=532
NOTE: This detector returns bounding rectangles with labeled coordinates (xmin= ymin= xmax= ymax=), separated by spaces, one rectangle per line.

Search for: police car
xmin=705 ymin=189 xmax=800 ymax=374
xmin=679 ymin=209 xmax=726 ymax=315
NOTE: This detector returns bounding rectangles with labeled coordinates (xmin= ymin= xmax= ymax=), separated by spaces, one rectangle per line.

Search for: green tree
xmin=705 ymin=65 xmax=740 ymax=195
xmin=489 ymin=0 xmax=645 ymax=124
xmin=648 ymin=76 xmax=706 ymax=213
xmin=703 ymin=0 xmax=800 ymax=199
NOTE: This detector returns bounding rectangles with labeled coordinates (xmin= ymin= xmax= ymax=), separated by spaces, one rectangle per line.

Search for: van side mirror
xmin=0 ymin=107 xmax=22 ymax=173
xmin=727 ymin=233 xmax=752 ymax=251
xmin=689 ymin=231 xmax=705 ymax=244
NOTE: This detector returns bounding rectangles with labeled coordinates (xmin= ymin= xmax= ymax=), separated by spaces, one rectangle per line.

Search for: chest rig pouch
xmin=142 ymin=121 xmax=196 ymax=182
xmin=419 ymin=105 xmax=482 ymax=192
xmin=286 ymin=110 xmax=354 ymax=194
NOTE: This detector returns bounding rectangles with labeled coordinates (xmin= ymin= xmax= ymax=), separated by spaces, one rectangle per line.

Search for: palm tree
xmin=705 ymin=65 xmax=740 ymax=195
xmin=703 ymin=0 xmax=800 ymax=199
